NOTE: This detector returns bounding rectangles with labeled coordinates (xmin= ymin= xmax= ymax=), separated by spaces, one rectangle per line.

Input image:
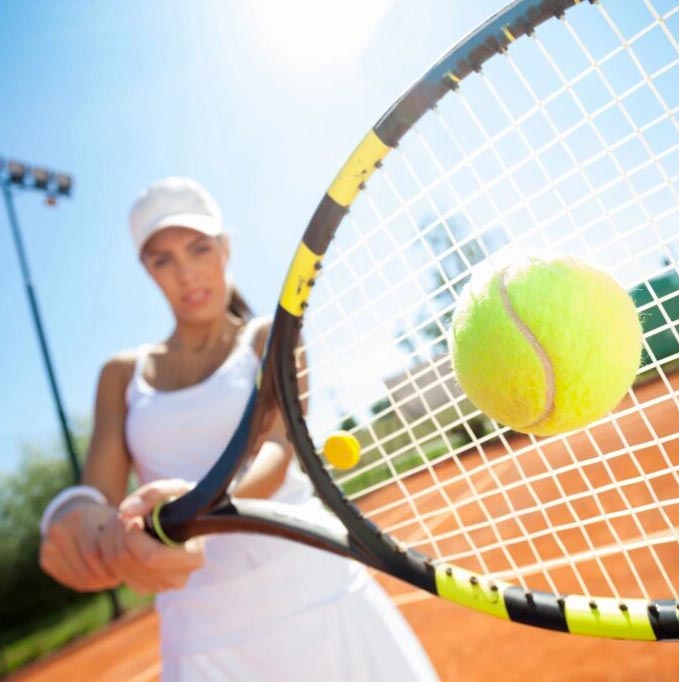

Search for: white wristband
xmin=40 ymin=485 xmax=108 ymax=537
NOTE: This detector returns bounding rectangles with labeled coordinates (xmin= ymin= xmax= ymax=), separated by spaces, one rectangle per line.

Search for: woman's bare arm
xmin=82 ymin=353 xmax=135 ymax=502
xmin=232 ymin=320 xmax=308 ymax=500
xmin=39 ymin=354 xmax=135 ymax=591
xmin=42 ymin=352 xmax=206 ymax=594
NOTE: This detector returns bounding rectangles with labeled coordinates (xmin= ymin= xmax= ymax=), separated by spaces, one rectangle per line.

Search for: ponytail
xmin=227 ymin=284 xmax=254 ymax=322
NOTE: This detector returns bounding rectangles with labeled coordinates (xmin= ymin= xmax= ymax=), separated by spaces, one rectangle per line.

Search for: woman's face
xmin=141 ymin=226 xmax=229 ymax=324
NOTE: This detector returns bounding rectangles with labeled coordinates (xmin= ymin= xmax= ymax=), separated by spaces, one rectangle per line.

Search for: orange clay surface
xmin=11 ymin=376 xmax=679 ymax=681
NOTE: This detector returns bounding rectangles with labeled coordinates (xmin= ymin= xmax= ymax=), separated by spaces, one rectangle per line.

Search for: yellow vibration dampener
xmin=323 ymin=431 xmax=361 ymax=470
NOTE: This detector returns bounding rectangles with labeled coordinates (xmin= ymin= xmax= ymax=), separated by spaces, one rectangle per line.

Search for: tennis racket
xmin=147 ymin=0 xmax=679 ymax=640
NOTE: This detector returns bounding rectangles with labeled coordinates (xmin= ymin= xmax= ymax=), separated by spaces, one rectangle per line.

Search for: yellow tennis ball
xmin=323 ymin=431 xmax=361 ymax=469
xmin=450 ymin=256 xmax=643 ymax=437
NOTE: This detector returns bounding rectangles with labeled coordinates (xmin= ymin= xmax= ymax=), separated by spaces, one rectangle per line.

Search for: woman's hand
xmin=97 ymin=479 xmax=205 ymax=595
xmin=40 ymin=501 xmax=122 ymax=592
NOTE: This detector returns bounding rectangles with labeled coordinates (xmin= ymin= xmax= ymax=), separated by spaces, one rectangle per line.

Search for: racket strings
xmin=370 ymin=434 xmax=675 ymax=521
xmin=367 ymin=426 xmax=673 ymax=598
xmin=549 ymin=9 xmax=679 ymax=241
xmin=300 ymin=0 xmax=679 ymax=600
xmin=368 ymin=148 xmax=561 ymax=585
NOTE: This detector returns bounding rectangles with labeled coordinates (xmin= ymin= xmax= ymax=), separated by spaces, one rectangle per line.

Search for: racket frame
xmin=149 ymin=0 xmax=679 ymax=640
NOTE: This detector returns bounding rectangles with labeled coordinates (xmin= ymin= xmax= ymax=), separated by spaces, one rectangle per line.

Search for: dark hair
xmin=217 ymin=233 xmax=253 ymax=321
xmin=228 ymin=284 xmax=254 ymax=321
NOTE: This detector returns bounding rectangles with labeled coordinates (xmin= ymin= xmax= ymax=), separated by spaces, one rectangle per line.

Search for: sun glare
xmin=242 ymin=0 xmax=394 ymax=72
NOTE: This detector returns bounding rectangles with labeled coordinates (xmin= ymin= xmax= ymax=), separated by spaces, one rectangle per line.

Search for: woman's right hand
xmin=39 ymin=501 xmax=122 ymax=592
xmin=96 ymin=479 xmax=205 ymax=595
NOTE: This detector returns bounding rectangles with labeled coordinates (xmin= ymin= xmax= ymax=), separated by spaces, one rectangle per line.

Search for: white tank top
xmin=125 ymin=318 xmax=311 ymax=503
xmin=124 ymin=318 xmax=366 ymax=655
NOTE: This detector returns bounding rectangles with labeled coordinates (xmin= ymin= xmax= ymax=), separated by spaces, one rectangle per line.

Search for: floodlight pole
xmin=1 ymin=177 xmax=82 ymax=480
xmin=1 ymin=159 xmax=122 ymax=620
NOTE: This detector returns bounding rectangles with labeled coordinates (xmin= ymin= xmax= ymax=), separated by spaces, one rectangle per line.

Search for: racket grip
xmin=144 ymin=500 xmax=183 ymax=548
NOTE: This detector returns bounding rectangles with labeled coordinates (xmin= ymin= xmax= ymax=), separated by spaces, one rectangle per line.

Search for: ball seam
xmin=499 ymin=269 xmax=555 ymax=430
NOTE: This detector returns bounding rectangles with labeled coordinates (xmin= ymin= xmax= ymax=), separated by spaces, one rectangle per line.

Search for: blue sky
xmin=0 ymin=0 xmax=508 ymax=472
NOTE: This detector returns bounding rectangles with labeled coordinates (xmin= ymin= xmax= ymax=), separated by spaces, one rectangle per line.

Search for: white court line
xmin=126 ymin=661 xmax=162 ymax=682
xmin=392 ymin=591 xmax=435 ymax=606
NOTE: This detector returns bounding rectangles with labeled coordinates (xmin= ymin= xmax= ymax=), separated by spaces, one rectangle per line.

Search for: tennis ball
xmin=323 ymin=431 xmax=361 ymax=469
xmin=450 ymin=256 xmax=642 ymax=437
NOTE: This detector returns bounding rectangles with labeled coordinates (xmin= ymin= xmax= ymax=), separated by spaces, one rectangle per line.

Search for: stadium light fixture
xmin=0 ymin=155 xmax=123 ymax=618
xmin=1 ymin=157 xmax=74 ymax=205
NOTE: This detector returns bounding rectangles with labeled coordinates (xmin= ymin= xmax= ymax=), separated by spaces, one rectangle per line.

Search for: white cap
xmin=129 ymin=177 xmax=224 ymax=253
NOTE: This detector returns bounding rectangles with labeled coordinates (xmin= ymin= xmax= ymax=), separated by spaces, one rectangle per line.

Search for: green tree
xmin=0 ymin=454 xmax=79 ymax=633
xmin=395 ymin=213 xmax=505 ymax=360
xmin=0 ymin=419 xmax=93 ymax=635
xmin=339 ymin=415 xmax=358 ymax=431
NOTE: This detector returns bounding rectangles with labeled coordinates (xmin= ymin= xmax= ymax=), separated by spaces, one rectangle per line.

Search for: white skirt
xmin=156 ymin=496 xmax=438 ymax=682
xmin=160 ymin=566 xmax=438 ymax=682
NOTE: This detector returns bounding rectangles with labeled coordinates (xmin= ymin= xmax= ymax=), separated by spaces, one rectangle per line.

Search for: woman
xmin=39 ymin=177 xmax=438 ymax=681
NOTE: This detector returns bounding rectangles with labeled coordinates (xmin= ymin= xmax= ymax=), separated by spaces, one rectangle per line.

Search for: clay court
xmin=10 ymin=579 xmax=679 ymax=681
xmin=11 ymin=374 xmax=679 ymax=681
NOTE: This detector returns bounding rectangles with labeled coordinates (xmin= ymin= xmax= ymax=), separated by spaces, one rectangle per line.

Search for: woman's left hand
xmin=96 ymin=479 xmax=205 ymax=595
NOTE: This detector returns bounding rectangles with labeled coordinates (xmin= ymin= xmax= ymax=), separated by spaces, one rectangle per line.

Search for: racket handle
xmin=145 ymin=500 xmax=184 ymax=547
